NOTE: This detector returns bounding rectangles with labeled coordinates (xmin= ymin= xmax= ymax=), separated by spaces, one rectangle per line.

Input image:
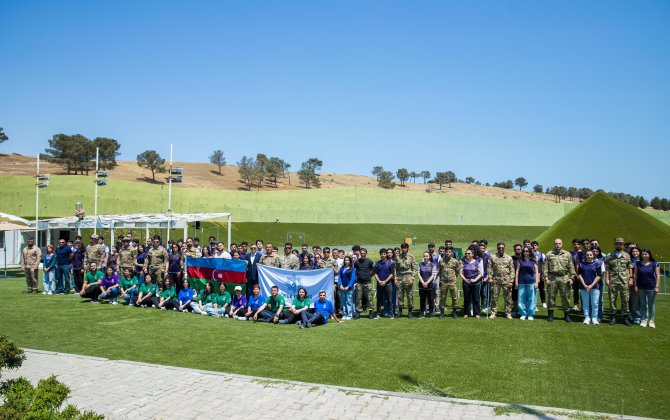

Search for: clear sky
xmin=1 ymin=0 xmax=668 ymax=198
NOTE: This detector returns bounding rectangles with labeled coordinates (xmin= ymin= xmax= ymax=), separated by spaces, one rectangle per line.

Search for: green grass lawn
xmin=0 ymin=274 xmax=667 ymax=418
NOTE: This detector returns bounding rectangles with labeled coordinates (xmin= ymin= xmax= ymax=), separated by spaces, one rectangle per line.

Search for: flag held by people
xmin=257 ymin=265 xmax=334 ymax=306
xmin=186 ymin=257 xmax=247 ymax=293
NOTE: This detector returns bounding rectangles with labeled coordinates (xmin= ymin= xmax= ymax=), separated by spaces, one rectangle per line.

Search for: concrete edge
xmin=22 ymin=349 xmax=654 ymax=420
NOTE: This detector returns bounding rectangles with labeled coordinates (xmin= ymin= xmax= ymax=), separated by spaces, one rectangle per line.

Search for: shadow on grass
xmin=135 ymin=177 xmax=165 ymax=185
xmin=209 ymin=170 xmax=223 ymax=176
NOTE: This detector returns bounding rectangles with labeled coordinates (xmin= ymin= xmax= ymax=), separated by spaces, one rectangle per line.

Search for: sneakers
xmin=528 ymin=316 xmax=534 ymax=321
xmin=42 ymin=291 xmax=47 ymax=295
xmin=278 ymin=319 xmax=288 ymax=324
xmin=306 ymin=323 xmax=313 ymax=328
xmin=542 ymin=303 xmax=547 ymax=309
xmin=640 ymin=320 xmax=648 ymax=328
xmin=111 ymin=300 xmax=118 ymax=305
xmin=482 ymin=308 xmax=489 ymax=314
xmin=298 ymin=321 xmax=306 ymax=329
xmin=592 ymin=319 xmax=599 ymax=325
xmin=573 ymin=305 xmax=580 ymax=311
xmin=649 ymin=321 xmax=656 ymax=328
xmin=374 ymin=314 xmax=380 ymax=319
xmin=489 ymin=313 xmax=496 ymax=319
xmin=506 ymin=314 xmax=513 ymax=320
xmin=368 ymin=312 xmax=374 ymax=320
xmin=91 ymin=300 xmax=99 ymax=304
xmin=520 ymin=316 xmax=526 ymax=320
xmin=583 ymin=317 xmax=591 ymax=325
xmin=182 ymin=309 xmax=188 ymax=313
xmin=160 ymin=306 xmax=166 ymax=310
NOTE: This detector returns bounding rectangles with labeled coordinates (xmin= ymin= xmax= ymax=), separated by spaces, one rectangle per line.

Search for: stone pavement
xmin=2 ymin=350 xmax=649 ymax=420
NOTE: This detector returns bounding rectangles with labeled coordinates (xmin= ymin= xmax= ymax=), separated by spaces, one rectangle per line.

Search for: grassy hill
xmin=537 ymin=192 xmax=670 ymax=260
xmin=0 ymin=175 xmax=575 ymax=225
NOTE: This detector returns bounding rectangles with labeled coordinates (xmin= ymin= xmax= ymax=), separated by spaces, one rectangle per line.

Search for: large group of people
xmin=20 ymin=233 xmax=662 ymax=329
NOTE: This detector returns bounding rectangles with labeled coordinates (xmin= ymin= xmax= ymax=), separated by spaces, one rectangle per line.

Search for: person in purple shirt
xmin=99 ymin=267 xmax=120 ymax=304
xmin=634 ymin=249 xmax=661 ymax=328
xmin=298 ymin=290 xmax=340 ymax=328
xmin=230 ymin=286 xmax=248 ymax=319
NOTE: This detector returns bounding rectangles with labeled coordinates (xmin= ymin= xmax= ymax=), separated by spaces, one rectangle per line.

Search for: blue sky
xmin=1 ymin=0 xmax=669 ymax=197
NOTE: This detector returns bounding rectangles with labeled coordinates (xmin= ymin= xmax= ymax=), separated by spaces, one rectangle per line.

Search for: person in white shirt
xmin=213 ymin=242 xmax=232 ymax=259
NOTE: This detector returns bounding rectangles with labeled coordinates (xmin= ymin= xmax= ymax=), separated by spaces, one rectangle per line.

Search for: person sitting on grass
xmin=241 ymin=284 xmax=264 ymax=320
xmin=253 ymin=285 xmax=285 ymax=324
xmin=178 ymin=279 xmax=197 ymax=313
xmin=230 ymin=286 xmax=248 ymax=319
xmin=99 ymin=266 xmax=121 ymax=305
xmin=204 ymin=283 xmax=231 ymax=317
xmin=134 ymin=274 xmax=157 ymax=308
xmin=80 ymin=262 xmax=104 ymax=303
xmin=194 ymin=282 xmax=214 ymax=315
xmin=298 ymin=290 xmax=340 ymax=328
xmin=152 ymin=277 xmax=178 ymax=310
xmin=119 ymin=268 xmax=139 ymax=305
xmin=282 ymin=287 xmax=311 ymax=324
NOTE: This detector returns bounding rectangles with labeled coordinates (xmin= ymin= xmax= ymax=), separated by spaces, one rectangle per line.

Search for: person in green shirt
xmin=152 ymin=277 xmax=178 ymax=310
xmin=79 ymin=262 xmax=104 ymax=303
xmin=194 ymin=282 xmax=215 ymax=315
xmin=208 ymin=283 xmax=232 ymax=317
xmin=119 ymin=268 xmax=139 ymax=305
xmin=253 ymin=285 xmax=285 ymax=324
xmin=134 ymin=274 xmax=157 ymax=307
xmin=280 ymin=287 xmax=310 ymax=324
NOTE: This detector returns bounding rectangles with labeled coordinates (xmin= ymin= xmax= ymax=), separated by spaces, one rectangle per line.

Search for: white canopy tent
xmin=31 ymin=212 xmax=232 ymax=247
xmin=0 ymin=212 xmax=32 ymax=275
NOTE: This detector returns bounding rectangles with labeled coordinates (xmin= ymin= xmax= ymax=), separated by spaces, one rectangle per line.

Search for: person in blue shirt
xmin=634 ymin=249 xmax=661 ymax=329
xmin=298 ymin=290 xmax=340 ymax=328
xmin=177 ymin=279 xmax=196 ymax=312
xmin=338 ymin=256 xmax=356 ymax=320
xmin=242 ymin=284 xmax=265 ymax=320
xmin=42 ymin=244 xmax=57 ymax=295
xmin=55 ymin=239 xmax=73 ymax=294
xmin=577 ymin=250 xmax=603 ymax=325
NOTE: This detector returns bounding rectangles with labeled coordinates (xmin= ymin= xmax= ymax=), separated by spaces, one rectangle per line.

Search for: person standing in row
xmin=42 ymin=244 xmax=56 ymax=295
xmin=418 ymin=252 xmax=437 ymax=318
xmin=354 ymin=248 xmax=376 ymax=319
xmin=279 ymin=243 xmax=300 ymax=269
xmin=145 ymin=235 xmax=169 ymax=289
xmin=488 ymin=243 xmax=515 ymax=320
xmin=374 ymin=248 xmax=395 ymax=318
xmin=84 ymin=234 xmax=105 ymax=271
xmin=21 ymin=238 xmax=42 ymax=294
xmin=515 ymin=246 xmax=539 ymax=320
xmin=55 ymin=238 xmax=73 ymax=294
xmin=531 ymin=241 xmax=547 ymax=309
xmin=259 ymin=243 xmax=280 ymax=267
xmin=543 ymin=238 xmax=576 ymax=323
xmin=437 ymin=247 xmax=460 ymax=318
xmin=118 ymin=238 xmax=138 ymax=280
xmin=605 ymin=238 xmax=633 ymax=326
xmin=461 ymin=249 xmax=483 ymax=319
xmin=396 ymin=243 xmax=417 ymax=318
xmin=577 ymin=250 xmax=602 ymax=325
xmin=634 ymin=249 xmax=660 ymax=328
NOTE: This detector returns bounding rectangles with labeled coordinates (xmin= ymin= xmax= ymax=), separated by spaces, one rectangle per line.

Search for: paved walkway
xmin=2 ymin=350 xmax=649 ymax=419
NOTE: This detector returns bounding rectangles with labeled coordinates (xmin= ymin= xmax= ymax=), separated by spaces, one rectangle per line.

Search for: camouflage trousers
xmin=439 ymin=280 xmax=458 ymax=310
xmin=490 ymin=281 xmax=513 ymax=314
xmin=148 ymin=267 xmax=166 ymax=288
xmin=547 ymin=276 xmax=571 ymax=312
xmin=397 ymin=276 xmax=414 ymax=310
xmin=609 ymin=282 xmax=630 ymax=316
xmin=355 ymin=282 xmax=376 ymax=314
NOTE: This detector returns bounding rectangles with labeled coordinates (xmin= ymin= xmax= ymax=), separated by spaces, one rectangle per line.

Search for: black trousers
xmin=419 ymin=288 xmax=435 ymax=313
xmin=73 ymin=269 xmax=84 ymax=292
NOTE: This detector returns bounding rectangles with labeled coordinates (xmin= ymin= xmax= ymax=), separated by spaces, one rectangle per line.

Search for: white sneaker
xmin=520 ymin=316 xmax=526 ymax=320
xmin=47 ymin=291 xmax=53 ymax=295
xmin=42 ymin=291 xmax=47 ymax=295
xmin=583 ymin=318 xmax=591 ymax=325
xmin=640 ymin=320 xmax=648 ymax=328
xmin=649 ymin=321 xmax=656 ymax=328
xmin=528 ymin=316 xmax=534 ymax=321
xmin=542 ymin=303 xmax=547 ymax=309
xmin=111 ymin=300 xmax=118 ymax=305
xmin=573 ymin=305 xmax=580 ymax=311
xmin=592 ymin=319 xmax=599 ymax=325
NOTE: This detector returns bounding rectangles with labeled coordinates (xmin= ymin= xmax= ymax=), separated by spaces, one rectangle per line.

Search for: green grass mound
xmin=537 ymin=192 xmax=670 ymax=260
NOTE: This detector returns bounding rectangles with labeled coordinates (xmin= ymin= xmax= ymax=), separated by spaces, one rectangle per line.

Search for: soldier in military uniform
xmin=144 ymin=235 xmax=169 ymax=289
xmin=437 ymin=247 xmax=460 ymax=318
xmin=118 ymin=238 xmax=138 ymax=275
xmin=487 ymin=243 xmax=515 ymax=319
xmin=605 ymin=237 xmax=633 ymax=326
xmin=279 ymin=243 xmax=300 ymax=270
xmin=181 ymin=237 xmax=202 ymax=272
xmin=259 ymin=243 xmax=280 ymax=267
xmin=84 ymin=234 xmax=105 ymax=270
xmin=395 ymin=242 xmax=417 ymax=318
xmin=542 ymin=238 xmax=576 ymax=322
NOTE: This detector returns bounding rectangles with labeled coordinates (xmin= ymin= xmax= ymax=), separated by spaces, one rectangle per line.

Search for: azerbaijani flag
xmin=186 ymin=257 xmax=247 ymax=294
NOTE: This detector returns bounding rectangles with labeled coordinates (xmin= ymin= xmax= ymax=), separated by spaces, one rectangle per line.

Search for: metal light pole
xmin=167 ymin=144 xmax=173 ymax=244
xmin=94 ymin=147 xmax=99 ymax=234
xmin=35 ymin=154 xmax=40 ymax=247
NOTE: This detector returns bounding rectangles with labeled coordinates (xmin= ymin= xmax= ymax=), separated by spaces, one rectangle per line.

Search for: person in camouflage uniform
xmin=487 ymin=243 xmax=515 ymax=319
xmin=543 ymin=238 xmax=576 ymax=322
xmin=259 ymin=243 xmax=280 ymax=267
xmin=437 ymin=247 xmax=460 ymax=318
xmin=84 ymin=234 xmax=105 ymax=269
xmin=395 ymin=243 xmax=417 ymax=318
xmin=181 ymin=237 xmax=202 ymax=271
xmin=279 ymin=243 xmax=300 ymax=270
xmin=118 ymin=238 xmax=138 ymax=274
xmin=144 ymin=235 xmax=169 ymax=288
xmin=605 ymin=237 xmax=633 ymax=326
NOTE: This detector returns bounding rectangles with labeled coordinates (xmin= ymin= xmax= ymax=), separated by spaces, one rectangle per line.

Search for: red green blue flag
xmin=185 ymin=257 xmax=247 ymax=294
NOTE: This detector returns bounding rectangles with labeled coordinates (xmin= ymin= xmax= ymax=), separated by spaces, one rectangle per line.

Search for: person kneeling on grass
xmin=298 ymin=290 xmax=340 ymax=328
xmin=282 ymin=287 xmax=311 ymax=324
xmin=80 ymin=262 xmax=104 ymax=303
xmin=194 ymin=282 xmax=214 ymax=315
xmin=178 ymin=279 xmax=197 ymax=313
xmin=134 ymin=274 xmax=157 ymax=307
xmin=99 ymin=267 xmax=121 ymax=305
xmin=241 ymin=284 xmax=264 ymax=320
xmin=152 ymin=277 xmax=179 ymax=310
xmin=119 ymin=268 xmax=139 ymax=305
xmin=253 ymin=285 xmax=285 ymax=324
xmin=230 ymin=286 xmax=248 ymax=319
